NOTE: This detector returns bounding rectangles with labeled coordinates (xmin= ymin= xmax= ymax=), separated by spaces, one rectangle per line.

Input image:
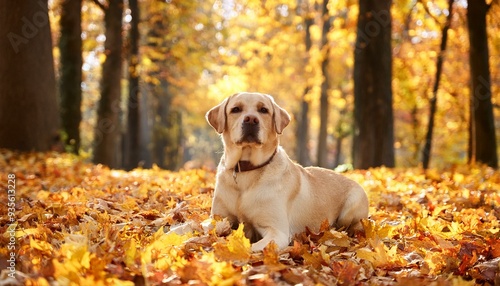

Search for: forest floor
xmin=0 ymin=149 xmax=499 ymax=285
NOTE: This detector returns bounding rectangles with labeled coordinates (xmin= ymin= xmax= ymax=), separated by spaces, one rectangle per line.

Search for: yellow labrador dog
xmin=206 ymin=92 xmax=368 ymax=251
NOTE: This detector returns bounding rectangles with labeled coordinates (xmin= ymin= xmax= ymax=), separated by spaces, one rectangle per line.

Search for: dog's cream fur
xmin=206 ymin=92 xmax=369 ymax=251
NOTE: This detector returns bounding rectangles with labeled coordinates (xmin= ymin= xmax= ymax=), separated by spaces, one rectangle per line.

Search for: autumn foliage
xmin=1 ymin=150 xmax=499 ymax=285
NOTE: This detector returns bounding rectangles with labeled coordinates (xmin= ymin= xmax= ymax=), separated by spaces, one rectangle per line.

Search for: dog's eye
xmin=230 ymin=107 xmax=241 ymax=113
xmin=259 ymin=107 xmax=269 ymax=114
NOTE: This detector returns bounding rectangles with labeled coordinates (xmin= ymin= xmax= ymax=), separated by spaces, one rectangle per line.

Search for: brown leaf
xmin=281 ymin=268 xmax=309 ymax=285
xmin=184 ymin=235 xmax=217 ymax=251
xmin=470 ymin=257 xmax=500 ymax=283
xmin=330 ymin=260 xmax=361 ymax=285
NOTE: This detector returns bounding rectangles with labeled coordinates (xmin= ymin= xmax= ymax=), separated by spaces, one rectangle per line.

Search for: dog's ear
xmin=273 ymin=102 xmax=291 ymax=134
xmin=206 ymin=97 xmax=230 ymax=134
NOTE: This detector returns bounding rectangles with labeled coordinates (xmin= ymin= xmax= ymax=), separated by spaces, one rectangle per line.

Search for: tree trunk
xmin=153 ymin=87 xmax=170 ymax=169
xmin=124 ymin=0 xmax=140 ymax=170
xmin=0 ymin=0 xmax=60 ymax=151
xmin=164 ymin=111 xmax=183 ymax=170
xmin=353 ymin=0 xmax=394 ymax=169
xmin=467 ymin=0 xmax=498 ymax=168
xmin=334 ymin=136 xmax=343 ymax=167
xmin=422 ymin=0 xmax=454 ymax=169
xmin=152 ymin=90 xmax=183 ymax=170
xmin=334 ymin=92 xmax=349 ymax=167
xmin=296 ymin=12 xmax=314 ymax=166
xmin=296 ymin=96 xmax=311 ymax=165
xmin=139 ymin=85 xmax=153 ymax=168
xmin=93 ymin=0 xmax=123 ymax=168
xmin=317 ymin=0 xmax=331 ymax=168
xmin=59 ymin=0 xmax=82 ymax=154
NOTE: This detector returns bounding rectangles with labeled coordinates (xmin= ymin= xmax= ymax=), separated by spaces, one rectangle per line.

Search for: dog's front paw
xmin=251 ymin=240 xmax=268 ymax=252
xmin=251 ymin=235 xmax=289 ymax=252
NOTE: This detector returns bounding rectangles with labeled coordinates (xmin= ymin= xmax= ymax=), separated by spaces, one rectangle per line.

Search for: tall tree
xmin=467 ymin=0 xmax=498 ymax=168
xmin=353 ymin=0 xmax=395 ymax=169
xmin=317 ymin=0 xmax=331 ymax=168
xmin=0 ymin=0 xmax=60 ymax=151
xmin=296 ymin=1 xmax=314 ymax=166
xmin=92 ymin=0 xmax=124 ymax=168
xmin=146 ymin=2 xmax=173 ymax=170
xmin=59 ymin=0 xmax=83 ymax=154
xmin=124 ymin=0 xmax=140 ymax=170
xmin=422 ymin=0 xmax=454 ymax=169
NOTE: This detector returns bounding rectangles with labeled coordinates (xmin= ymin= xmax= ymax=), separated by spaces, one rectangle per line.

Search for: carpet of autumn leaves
xmin=0 ymin=150 xmax=499 ymax=285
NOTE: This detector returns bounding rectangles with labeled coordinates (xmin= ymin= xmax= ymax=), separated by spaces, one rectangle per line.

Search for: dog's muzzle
xmin=239 ymin=115 xmax=261 ymax=144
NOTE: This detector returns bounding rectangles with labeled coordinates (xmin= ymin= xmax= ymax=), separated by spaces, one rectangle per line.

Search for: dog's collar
xmin=233 ymin=149 xmax=277 ymax=174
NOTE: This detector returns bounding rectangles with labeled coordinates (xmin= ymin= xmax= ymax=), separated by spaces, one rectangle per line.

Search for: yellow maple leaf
xmin=213 ymin=224 xmax=251 ymax=263
xmin=355 ymin=247 xmax=377 ymax=264
xmin=141 ymin=228 xmax=191 ymax=272
xmin=356 ymin=238 xmax=406 ymax=268
xmin=263 ymin=241 xmax=280 ymax=266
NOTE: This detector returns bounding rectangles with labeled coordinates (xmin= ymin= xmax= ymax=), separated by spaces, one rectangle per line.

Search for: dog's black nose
xmin=243 ymin=115 xmax=259 ymax=125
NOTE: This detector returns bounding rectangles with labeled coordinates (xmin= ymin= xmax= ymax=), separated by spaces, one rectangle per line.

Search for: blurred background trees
xmin=0 ymin=0 xmax=498 ymax=170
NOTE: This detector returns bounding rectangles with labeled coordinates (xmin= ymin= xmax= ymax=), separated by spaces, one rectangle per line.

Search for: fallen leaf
xmin=213 ymin=224 xmax=251 ymax=263
xmin=2 ymin=150 xmax=499 ymax=284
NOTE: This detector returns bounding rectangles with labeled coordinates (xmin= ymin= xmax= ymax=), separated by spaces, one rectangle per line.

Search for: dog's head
xmin=206 ymin=92 xmax=290 ymax=147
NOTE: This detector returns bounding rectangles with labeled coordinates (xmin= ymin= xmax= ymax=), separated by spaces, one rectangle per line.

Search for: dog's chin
xmin=235 ymin=138 xmax=263 ymax=148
